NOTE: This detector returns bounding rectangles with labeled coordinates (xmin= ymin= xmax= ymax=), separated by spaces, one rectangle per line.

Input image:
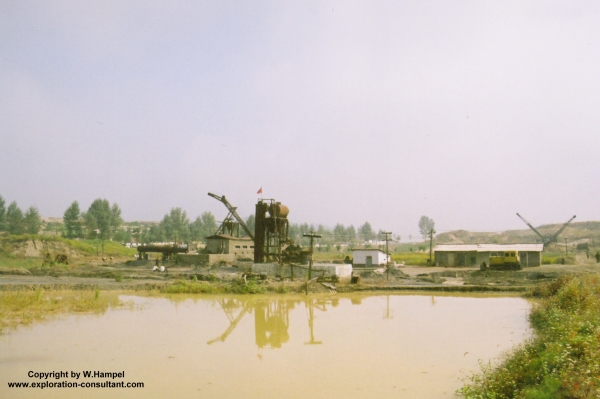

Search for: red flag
xmin=257 ymin=187 xmax=262 ymax=194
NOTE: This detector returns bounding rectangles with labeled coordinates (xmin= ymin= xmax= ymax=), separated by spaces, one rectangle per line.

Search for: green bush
xmin=459 ymin=275 xmax=600 ymax=398
xmin=162 ymin=280 xmax=218 ymax=294
xmin=162 ymin=279 xmax=267 ymax=295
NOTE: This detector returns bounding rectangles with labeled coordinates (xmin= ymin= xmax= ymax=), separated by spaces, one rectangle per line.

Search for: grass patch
xmin=0 ymin=257 xmax=43 ymax=269
xmin=162 ymin=279 xmax=267 ymax=295
xmin=0 ymin=289 xmax=122 ymax=334
xmin=542 ymin=253 xmax=576 ymax=265
xmin=391 ymin=252 xmax=431 ymax=266
xmin=0 ymin=235 xmax=137 ymax=260
xmin=162 ymin=280 xmax=219 ymax=294
xmin=459 ymin=274 xmax=600 ymax=398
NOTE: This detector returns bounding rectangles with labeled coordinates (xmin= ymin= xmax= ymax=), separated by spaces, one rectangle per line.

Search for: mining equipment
xmin=488 ymin=250 xmax=522 ymax=271
xmin=208 ymin=193 xmax=254 ymax=239
xmin=207 ymin=193 xmax=308 ymax=264
xmin=516 ymin=213 xmax=576 ymax=246
xmin=254 ymin=199 xmax=309 ymax=264
xmin=137 ymin=244 xmax=188 ymax=260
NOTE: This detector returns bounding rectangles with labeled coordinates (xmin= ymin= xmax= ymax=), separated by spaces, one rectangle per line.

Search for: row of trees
xmin=285 ymin=222 xmax=391 ymax=247
xmin=0 ymin=195 xmax=42 ymax=235
xmin=140 ymin=208 xmax=218 ymax=243
xmin=1 ymin=193 xmax=436 ymax=247
xmin=63 ymin=199 xmax=123 ymax=240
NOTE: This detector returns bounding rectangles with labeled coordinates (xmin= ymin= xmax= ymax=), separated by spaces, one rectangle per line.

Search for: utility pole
xmin=303 ymin=232 xmax=322 ymax=291
xmin=428 ymin=228 xmax=436 ymax=266
xmin=381 ymin=231 xmax=392 ymax=280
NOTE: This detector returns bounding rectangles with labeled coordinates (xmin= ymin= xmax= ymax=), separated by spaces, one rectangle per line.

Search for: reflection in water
xmin=206 ymin=299 xmax=248 ymax=345
xmin=305 ymin=298 xmax=322 ymax=345
xmin=255 ymin=300 xmax=291 ymax=348
xmin=384 ymin=295 xmax=393 ymax=319
xmin=208 ymin=297 xmax=342 ymax=349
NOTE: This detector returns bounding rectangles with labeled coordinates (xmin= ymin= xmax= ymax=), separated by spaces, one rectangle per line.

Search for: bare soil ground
xmin=2 ymin=259 xmax=599 ymax=293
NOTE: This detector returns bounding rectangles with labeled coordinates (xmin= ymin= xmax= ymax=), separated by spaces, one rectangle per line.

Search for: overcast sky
xmin=1 ymin=1 xmax=599 ymax=238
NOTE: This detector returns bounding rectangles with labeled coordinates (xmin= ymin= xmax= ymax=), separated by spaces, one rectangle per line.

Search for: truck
xmin=488 ymin=250 xmax=522 ymax=271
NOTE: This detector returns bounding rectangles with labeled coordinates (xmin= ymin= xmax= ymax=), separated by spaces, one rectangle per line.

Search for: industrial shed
xmin=352 ymin=248 xmax=390 ymax=267
xmin=434 ymin=244 xmax=544 ymax=267
xmin=205 ymin=234 xmax=254 ymax=258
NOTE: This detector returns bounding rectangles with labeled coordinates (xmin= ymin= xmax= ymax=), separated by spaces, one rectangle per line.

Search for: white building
xmin=352 ymin=249 xmax=390 ymax=267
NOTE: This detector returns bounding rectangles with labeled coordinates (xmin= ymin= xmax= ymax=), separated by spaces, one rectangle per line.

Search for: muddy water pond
xmin=0 ymin=293 xmax=531 ymax=398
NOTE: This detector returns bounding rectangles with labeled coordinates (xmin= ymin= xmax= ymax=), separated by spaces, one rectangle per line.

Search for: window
xmin=243 ymin=246 xmax=247 ymax=248
xmin=235 ymin=245 xmax=240 ymax=248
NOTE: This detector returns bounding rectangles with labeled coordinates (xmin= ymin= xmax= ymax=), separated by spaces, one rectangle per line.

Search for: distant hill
xmin=435 ymin=221 xmax=600 ymax=250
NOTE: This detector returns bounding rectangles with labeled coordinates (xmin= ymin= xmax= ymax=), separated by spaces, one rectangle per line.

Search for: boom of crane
xmin=516 ymin=213 xmax=576 ymax=245
xmin=208 ymin=192 xmax=255 ymax=241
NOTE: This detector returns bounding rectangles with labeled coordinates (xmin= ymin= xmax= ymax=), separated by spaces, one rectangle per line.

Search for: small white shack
xmin=352 ymin=248 xmax=390 ymax=267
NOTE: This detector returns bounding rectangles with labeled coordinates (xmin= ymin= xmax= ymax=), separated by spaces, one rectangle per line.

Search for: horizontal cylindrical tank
xmin=268 ymin=203 xmax=289 ymax=218
xmin=137 ymin=244 xmax=188 ymax=254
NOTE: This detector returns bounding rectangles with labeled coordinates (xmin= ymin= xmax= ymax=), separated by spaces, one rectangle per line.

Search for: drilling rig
xmin=254 ymin=199 xmax=308 ymax=264
xmin=208 ymin=193 xmax=254 ymax=239
xmin=208 ymin=193 xmax=308 ymax=264
xmin=516 ymin=213 xmax=576 ymax=246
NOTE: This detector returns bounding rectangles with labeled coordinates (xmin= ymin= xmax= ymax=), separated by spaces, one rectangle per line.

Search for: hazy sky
xmin=1 ymin=1 xmax=599 ymax=238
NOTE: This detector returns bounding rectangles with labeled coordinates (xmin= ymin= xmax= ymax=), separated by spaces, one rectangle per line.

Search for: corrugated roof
xmin=434 ymin=244 xmax=544 ymax=252
xmin=206 ymin=234 xmax=253 ymax=241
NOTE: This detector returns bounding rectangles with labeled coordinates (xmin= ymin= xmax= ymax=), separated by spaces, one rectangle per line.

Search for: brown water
xmin=0 ymin=293 xmax=531 ymax=398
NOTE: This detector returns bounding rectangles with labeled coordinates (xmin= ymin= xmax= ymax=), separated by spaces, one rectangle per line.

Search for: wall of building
xmin=206 ymin=237 xmax=254 ymax=258
xmin=251 ymin=263 xmax=353 ymax=279
xmin=518 ymin=251 xmax=541 ymax=267
xmin=352 ymin=250 xmax=389 ymax=267
xmin=177 ymin=254 xmax=236 ymax=265
xmin=435 ymin=251 xmax=479 ymax=267
xmin=435 ymin=251 xmax=542 ymax=267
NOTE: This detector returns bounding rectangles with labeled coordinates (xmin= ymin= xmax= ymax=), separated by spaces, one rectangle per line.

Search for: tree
xmin=24 ymin=206 xmax=42 ymax=234
xmin=63 ymin=201 xmax=83 ymax=238
xmin=160 ymin=207 xmax=190 ymax=242
xmin=143 ymin=224 xmax=165 ymax=243
xmin=288 ymin=223 xmax=300 ymax=241
xmin=333 ymin=224 xmax=346 ymax=241
xmin=345 ymin=225 xmax=357 ymax=243
xmin=110 ymin=203 xmax=123 ymax=238
xmin=189 ymin=211 xmax=217 ymax=242
xmin=200 ymin=211 xmax=217 ymax=239
xmin=358 ymin=222 xmax=376 ymax=242
xmin=85 ymin=199 xmax=112 ymax=239
xmin=6 ymin=201 xmax=24 ymax=235
xmin=245 ymin=214 xmax=255 ymax=235
xmin=0 ymin=195 xmax=6 ymax=231
xmin=418 ymin=216 xmax=435 ymax=240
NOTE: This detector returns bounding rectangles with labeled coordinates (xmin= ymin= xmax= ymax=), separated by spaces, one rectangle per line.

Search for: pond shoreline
xmin=0 ymin=276 xmax=529 ymax=293
xmin=1 ymin=262 xmax=596 ymax=294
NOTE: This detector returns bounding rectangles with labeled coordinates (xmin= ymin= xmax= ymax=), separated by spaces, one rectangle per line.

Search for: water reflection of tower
xmin=254 ymin=300 xmax=293 ymax=348
xmin=304 ymin=298 xmax=323 ymax=345
xmin=384 ymin=295 xmax=393 ymax=319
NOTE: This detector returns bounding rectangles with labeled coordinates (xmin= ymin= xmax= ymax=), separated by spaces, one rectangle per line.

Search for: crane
xmin=208 ymin=192 xmax=254 ymax=241
xmin=516 ymin=213 xmax=576 ymax=245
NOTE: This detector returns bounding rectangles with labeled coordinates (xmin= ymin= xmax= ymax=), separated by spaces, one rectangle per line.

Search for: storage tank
xmin=268 ymin=203 xmax=289 ymax=219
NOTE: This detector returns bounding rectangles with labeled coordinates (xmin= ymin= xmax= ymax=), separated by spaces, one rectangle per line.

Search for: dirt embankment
xmin=7 ymin=239 xmax=83 ymax=258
